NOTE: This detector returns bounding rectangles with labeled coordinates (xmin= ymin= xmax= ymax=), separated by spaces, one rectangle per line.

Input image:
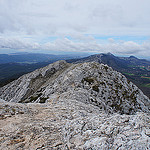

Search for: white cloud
xmin=0 ymin=36 xmax=150 ymax=57
xmin=0 ymin=37 xmax=40 ymax=50
xmin=0 ymin=0 xmax=150 ymax=36
xmin=0 ymin=0 xmax=150 ymax=56
xmin=108 ymin=38 xmax=115 ymax=43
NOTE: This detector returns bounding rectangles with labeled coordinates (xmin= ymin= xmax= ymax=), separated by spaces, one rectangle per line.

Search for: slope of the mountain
xmin=120 ymin=55 xmax=150 ymax=66
xmin=0 ymin=99 xmax=149 ymax=149
xmin=0 ymin=53 xmax=89 ymax=87
xmin=0 ymin=61 xmax=55 ymax=87
xmin=67 ymin=53 xmax=150 ymax=98
xmin=0 ymin=60 xmax=149 ymax=115
xmin=0 ymin=60 xmax=150 ymax=149
xmin=67 ymin=53 xmax=150 ymax=71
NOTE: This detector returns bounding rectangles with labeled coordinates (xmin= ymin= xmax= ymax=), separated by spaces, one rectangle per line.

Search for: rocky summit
xmin=0 ymin=60 xmax=150 ymax=149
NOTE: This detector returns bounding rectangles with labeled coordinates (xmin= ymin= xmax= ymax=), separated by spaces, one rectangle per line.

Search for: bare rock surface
xmin=0 ymin=60 xmax=70 ymax=103
xmin=0 ymin=60 xmax=150 ymax=149
xmin=0 ymin=60 xmax=149 ymax=114
xmin=0 ymin=98 xmax=150 ymax=150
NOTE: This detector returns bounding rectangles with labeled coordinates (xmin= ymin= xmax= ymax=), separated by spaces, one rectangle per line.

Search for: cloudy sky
xmin=0 ymin=0 xmax=150 ymax=57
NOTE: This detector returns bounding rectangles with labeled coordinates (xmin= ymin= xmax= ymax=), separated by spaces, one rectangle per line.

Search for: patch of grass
xmin=142 ymin=83 xmax=150 ymax=88
xmin=122 ymin=90 xmax=128 ymax=97
xmin=27 ymin=93 xmax=43 ymax=103
xmin=139 ymin=66 xmax=146 ymax=69
xmin=11 ymin=108 xmax=16 ymax=113
xmin=123 ymin=72 xmax=134 ymax=76
xmin=127 ymin=80 xmax=131 ymax=84
xmin=111 ymin=103 xmax=122 ymax=112
xmin=114 ymin=89 xmax=119 ymax=94
xmin=91 ymin=63 xmax=99 ymax=69
xmin=128 ymin=65 xmax=137 ymax=68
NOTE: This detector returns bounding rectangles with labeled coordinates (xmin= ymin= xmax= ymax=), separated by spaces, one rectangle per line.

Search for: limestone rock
xmin=0 ymin=60 xmax=150 ymax=149
xmin=0 ymin=99 xmax=149 ymax=149
xmin=0 ymin=61 xmax=149 ymax=114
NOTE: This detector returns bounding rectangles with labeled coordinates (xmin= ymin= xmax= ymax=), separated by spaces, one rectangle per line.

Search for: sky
xmin=0 ymin=0 xmax=150 ymax=58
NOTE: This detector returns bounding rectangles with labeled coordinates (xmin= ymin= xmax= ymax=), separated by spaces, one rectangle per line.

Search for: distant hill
xmin=0 ymin=52 xmax=88 ymax=64
xmin=67 ymin=53 xmax=150 ymax=69
xmin=0 ymin=62 xmax=51 ymax=87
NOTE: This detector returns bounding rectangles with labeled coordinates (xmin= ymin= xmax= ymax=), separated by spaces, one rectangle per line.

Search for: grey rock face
xmin=0 ymin=60 xmax=150 ymax=115
xmin=0 ymin=60 xmax=70 ymax=103
xmin=0 ymin=60 xmax=150 ymax=149
xmin=0 ymin=99 xmax=149 ymax=149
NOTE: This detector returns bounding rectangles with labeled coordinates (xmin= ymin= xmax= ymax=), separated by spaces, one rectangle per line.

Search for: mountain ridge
xmin=67 ymin=53 xmax=150 ymax=98
xmin=0 ymin=60 xmax=149 ymax=115
xmin=67 ymin=53 xmax=150 ymax=69
xmin=0 ymin=60 xmax=150 ymax=149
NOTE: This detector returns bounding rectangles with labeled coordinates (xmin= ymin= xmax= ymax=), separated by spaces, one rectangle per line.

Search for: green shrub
xmin=92 ymin=85 xmax=99 ymax=92
xmin=82 ymin=77 xmax=94 ymax=84
xmin=103 ymin=66 xmax=108 ymax=71
xmin=115 ymin=89 xmax=118 ymax=94
xmin=39 ymin=97 xmax=48 ymax=103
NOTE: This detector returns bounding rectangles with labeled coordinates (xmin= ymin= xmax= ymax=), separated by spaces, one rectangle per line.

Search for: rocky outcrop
xmin=0 ymin=60 xmax=150 ymax=149
xmin=0 ymin=99 xmax=149 ymax=149
xmin=0 ymin=60 xmax=149 ymax=115
xmin=0 ymin=60 xmax=70 ymax=103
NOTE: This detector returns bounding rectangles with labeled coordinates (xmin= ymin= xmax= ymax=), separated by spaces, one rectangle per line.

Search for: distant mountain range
xmin=0 ymin=52 xmax=88 ymax=64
